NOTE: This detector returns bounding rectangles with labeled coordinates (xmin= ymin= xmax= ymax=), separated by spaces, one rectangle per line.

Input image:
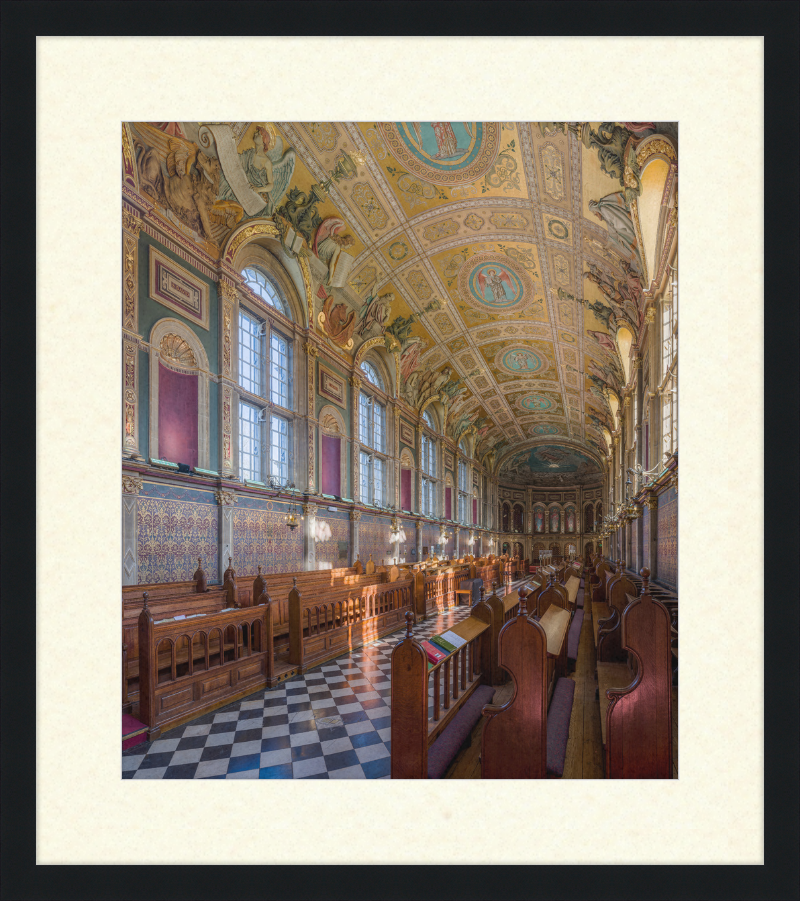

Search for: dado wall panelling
xmin=137 ymin=482 xmax=219 ymax=584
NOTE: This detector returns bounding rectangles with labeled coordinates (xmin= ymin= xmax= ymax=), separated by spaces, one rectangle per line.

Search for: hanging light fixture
xmin=285 ymin=495 xmax=303 ymax=531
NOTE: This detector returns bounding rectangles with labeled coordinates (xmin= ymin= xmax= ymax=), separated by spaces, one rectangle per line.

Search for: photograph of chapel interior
xmin=121 ymin=121 xmax=678 ymax=781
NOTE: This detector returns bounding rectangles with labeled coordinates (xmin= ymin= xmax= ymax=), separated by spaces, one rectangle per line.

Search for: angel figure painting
xmin=216 ymin=125 xmax=295 ymax=220
xmin=476 ymin=266 xmax=515 ymax=305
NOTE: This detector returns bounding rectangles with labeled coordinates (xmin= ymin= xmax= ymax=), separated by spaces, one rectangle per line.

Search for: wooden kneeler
xmin=481 ymin=589 xmax=548 ymax=779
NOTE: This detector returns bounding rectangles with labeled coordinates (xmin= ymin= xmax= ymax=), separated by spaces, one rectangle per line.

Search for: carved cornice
xmin=218 ymin=279 xmax=239 ymax=304
xmin=215 ymin=490 xmax=237 ymax=506
xmin=122 ymin=474 xmax=143 ymax=495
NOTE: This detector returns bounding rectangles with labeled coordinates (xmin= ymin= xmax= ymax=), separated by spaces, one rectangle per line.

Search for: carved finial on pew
xmin=293 ymin=576 xmax=298 ymax=587
xmin=404 ymin=610 xmax=414 ymax=638
xmin=142 ymin=591 xmax=149 ymax=611
xmin=193 ymin=557 xmax=208 ymax=593
xmin=223 ymin=556 xmax=235 ymax=584
xmin=492 ymin=580 xmax=497 ymax=592
xmin=640 ymin=567 xmax=650 ymax=594
xmin=518 ymin=587 xmax=527 ymax=616
xmin=480 ymin=585 xmax=485 ymax=602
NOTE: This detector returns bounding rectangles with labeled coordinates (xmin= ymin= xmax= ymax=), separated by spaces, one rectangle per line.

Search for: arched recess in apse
xmin=533 ymin=504 xmax=546 ymax=534
xmin=548 ymin=504 xmax=562 ymax=534
xmin=399 ymin=447 xmax=415 ymax=512
xmin=444 ymin=472 xmax=454 ymax=521
xmin=319 ymin=404 xmax=347 ymax=498
xmin=564 ymin=505 xmax=576 ymax=533
xmin=584 ymin=502 xmax=595 ymax=533
xmin=501 ymin=502 xmax=510 ymax=532
xmin=149 ymin=318 xmax=211 ymax=469
xmin=512 ymin=503 xmax=524 ymax=533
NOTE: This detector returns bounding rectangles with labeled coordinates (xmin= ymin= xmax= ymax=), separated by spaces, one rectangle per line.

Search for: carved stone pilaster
xmin=349 ymin=509 xmax=361 ymax=566
xmin=415 ymin=519 xmax=423 ymax=561
xmin=221 ymin=384 xmax=234 ymax=478
xmin=218 ymin=279 xmax=237 ymax=381
xmin=351 ymin=374 xmax=361 ymax=501
xmin=216 ymin=492 xmax=236 ymax=581
xmin=121 ymin=473 xmax=142 ymax=586
xmin=303 ymin=503 xmax=318 ymax=571
xmin=122 ymin=337 xmax=142 ymax=459
xmin=122 ymin=204 xmax=142 ymax=333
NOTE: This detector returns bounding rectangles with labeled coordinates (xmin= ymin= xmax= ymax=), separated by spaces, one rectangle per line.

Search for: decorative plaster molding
xmin=122 ymin=474 xmax=143 ymax=495
xmin=215 ymin=490 xmax=237 ymax=506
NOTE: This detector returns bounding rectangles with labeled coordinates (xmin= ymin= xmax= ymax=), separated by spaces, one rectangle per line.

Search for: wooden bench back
xmin=481 ymin=593 xmax=548 ymax=779
xmin=605 ymin=569 xmax=673 ymax=778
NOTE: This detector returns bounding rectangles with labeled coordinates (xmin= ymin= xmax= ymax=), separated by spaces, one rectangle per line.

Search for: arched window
xmin=358 ymin=358 xmax=387 ymax=506
xmin=420 ymin=413 xmax=437 ymax=517
xmin=242 ymin=266 xmax=289 ymax=317
xmin=238 ymin=270 xmax=293 ymax=484
xmin=360 ymin=360 xmax=383 ymax=390
xmin=459 ymin=439 xmax=469 ymax=457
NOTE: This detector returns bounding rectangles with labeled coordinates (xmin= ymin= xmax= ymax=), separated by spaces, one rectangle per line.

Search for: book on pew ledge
xmin=437 ymin=630 xmax=467 ymax=650
xmin=420 ymin=640 xmax=447 ymax=665
xmin=429 ymin=636 xmax=458 ymax=655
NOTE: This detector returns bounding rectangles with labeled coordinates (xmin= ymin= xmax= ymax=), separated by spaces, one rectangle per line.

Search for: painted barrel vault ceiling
xmin=127 ymin=121 xmax=678 ymax=487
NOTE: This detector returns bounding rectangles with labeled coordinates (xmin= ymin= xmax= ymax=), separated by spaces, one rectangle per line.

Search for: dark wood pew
xmin=390 ymin=612 xmax=495 ymax=779
xmin=596 ymin=568 xmax=673 ymax=778
xmin=531 ymin=573 xmax=571 ymax=619
xmin=481 ymin=589 xmax=575 ymax=778
xmin=469 ymin=585 xmax=522 ymax=686
xmin=595 ymin=563 xmax=637 ymax=662
xmin=137 ymin=593 xmax=280 ymax=740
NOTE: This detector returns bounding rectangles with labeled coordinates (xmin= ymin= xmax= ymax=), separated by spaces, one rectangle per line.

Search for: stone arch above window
xmin=233 ymin=239 xmax=307 ymax=327
xmin=149 ymin=318 xmax=210 ymax=469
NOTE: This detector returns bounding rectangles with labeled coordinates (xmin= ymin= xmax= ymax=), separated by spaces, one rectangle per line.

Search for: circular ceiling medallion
xmin=518 ymin=393 xmax=553 ymax=412
xmin=379 ymin=122 xmax=500 ymax=186
xmin=495 ymin=345 xmax=544 ymax=375
xmin=458 ymin=252 xmax=536 ymax=315
xmin=530 ymin=423 xmax=560 ymax=435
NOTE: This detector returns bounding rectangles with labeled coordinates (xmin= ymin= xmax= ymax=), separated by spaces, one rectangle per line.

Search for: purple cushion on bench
xmin=546 ymin=677 xmax=575 ymax=777
xmin=576 ymin=587 xmax=585 ymax=608
xmin=427 ymin=684 xmax=496 ymax=778
xmin=567 ymin=609 xmax=584 ymax=661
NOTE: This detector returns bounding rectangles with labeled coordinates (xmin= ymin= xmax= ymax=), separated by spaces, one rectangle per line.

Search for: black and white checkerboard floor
xmin=122 ymin=596 xmax=503 ymax=780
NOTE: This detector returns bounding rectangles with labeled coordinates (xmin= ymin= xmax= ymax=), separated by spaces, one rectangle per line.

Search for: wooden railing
xmin=288 ymin=576 xmax=414 ymax=672
xmin=137 ymin=593 xmax=277 ymax=740
xmin=390 ymin=611 xmax=490 ymax=779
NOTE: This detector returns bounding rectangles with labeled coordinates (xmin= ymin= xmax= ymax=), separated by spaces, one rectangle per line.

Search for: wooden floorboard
xmin=444 ymin=577 xmax=679 ymax=780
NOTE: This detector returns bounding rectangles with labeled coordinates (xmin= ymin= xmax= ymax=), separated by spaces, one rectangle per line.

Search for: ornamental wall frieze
xmin=122 ymin=474 xmax=144 ymax=495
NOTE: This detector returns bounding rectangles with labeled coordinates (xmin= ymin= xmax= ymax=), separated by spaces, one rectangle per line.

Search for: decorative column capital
xmin=122 ymin=474 xmax=143 ymax=495
xmin=644 ymin=306 xmax=656 ymax=324
xmin=623 ymin=395 xmax=631 ymax=408
xmin=349 ymin=510 xmax=362 ymax=522
xmin=645 ymin=496 xmax=658 ymax=510
xmin=303 ymin=502 xmax=318 ymax=517
xmin=218 ymin=278 xmax=239 ymax=304
xmin=349 ymin=373 xmax=362 ymax=389
xmin=632 ymin=355 xmax=642 ymax=370
xmin=304 ymin=341 xmax=319 ymax=358
xmin=415 ymin=520 xmax=422 ymax=531
xmin=215 ymin=489 xmax=237 ymax=506
xmin=122 ymin=205 xmax=142 ymax=236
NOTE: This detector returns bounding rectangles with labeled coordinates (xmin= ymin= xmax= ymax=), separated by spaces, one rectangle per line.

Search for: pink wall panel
xmin=401 ymin=468 xmax=412 ymax=511
xmin=321 ymin=434 xmax=341 ymax=497
xmin=158 ymin=363 xmax=198 ymax=468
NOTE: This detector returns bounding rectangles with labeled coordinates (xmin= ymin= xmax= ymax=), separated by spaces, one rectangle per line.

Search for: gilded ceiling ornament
xmin=422 ymin=218 xmax=459 ymax=243
xmin=489 ymin=212 xmax=528 ymax=229
xmin=636 ymin=139 xmax=677 ymax=168
xmin=464 ymin=213 xmax=484 ymax=230
xmin=365 ymin=128 xmax=387 ymax=161
xmin=304 ymin=122 xmax=340 ymax=153
xmin=539 ymin=143 xmax=565 ymax=201
xmin=406 ymin=269 xmax=433 ymax=300
xmin=352 ymin=182 xmax=388 ymax=230
xmin=458 ymin=252 xmax=536 ymax=316
xmin=159 ymin=334 xmax=197 ymax=368
xmin=379 ymin=122 xmax=500 ymax=186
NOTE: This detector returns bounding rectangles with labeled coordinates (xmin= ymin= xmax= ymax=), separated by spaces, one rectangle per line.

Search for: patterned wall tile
xmin=314 ymin=510 xmax=350 ymax=569
xmin=138 ymin=496 xmax=219 ymax=584
xmin=656 ymin=487 xmax=677 ymax=589
xmin=359 ymin=513 xmax=394 ymax=568
xmin=232 ymin=499 xmax=303 ymax=578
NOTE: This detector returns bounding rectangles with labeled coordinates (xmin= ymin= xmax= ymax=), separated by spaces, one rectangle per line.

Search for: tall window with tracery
xmin=660 ymin=259 xmax=678 ymax=460
xmin=358 ymin=360 xmax=387 ymax=505
xmin=421 ymin=432 xmax=437 ymax=517
xmin=237 ymin=270 xmax=293 ymax=483
xmin=458 ymin=459 xmax=468 ymax=524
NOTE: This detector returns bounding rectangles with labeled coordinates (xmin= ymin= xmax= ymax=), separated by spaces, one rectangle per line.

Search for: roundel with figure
xmin=518 ymin=393 xmax=552 ymax=412
xmin=496 ymin=346 xmax=543 ymax=374
xmin=458 ymin=252 xmax=536 ymax=315
xmin=379 ymin=122 xmax=500 ymax=185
